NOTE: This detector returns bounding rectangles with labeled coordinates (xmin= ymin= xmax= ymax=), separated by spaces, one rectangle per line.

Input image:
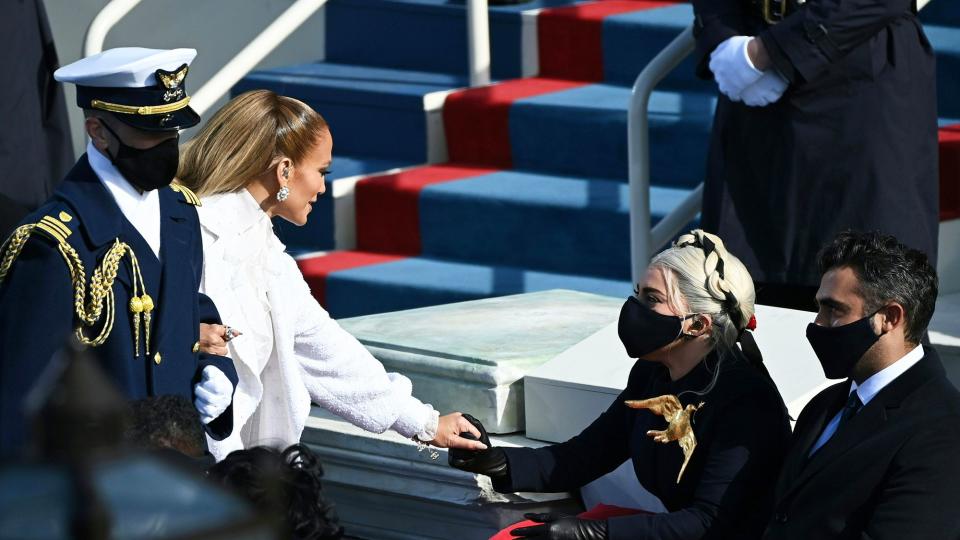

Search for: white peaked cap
xmin=54 ymin=47 xmax=197 ymax=88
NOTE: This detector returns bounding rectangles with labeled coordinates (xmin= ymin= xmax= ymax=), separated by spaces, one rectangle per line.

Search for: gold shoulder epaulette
xmin=0 ymin=211 xmax=155 ymax=356
xmin=171 ymin=184 xmax=202 ymax=207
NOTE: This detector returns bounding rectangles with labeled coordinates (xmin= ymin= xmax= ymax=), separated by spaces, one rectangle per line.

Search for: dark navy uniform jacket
xmin=0 ymin=155 xmax=237 ymax=453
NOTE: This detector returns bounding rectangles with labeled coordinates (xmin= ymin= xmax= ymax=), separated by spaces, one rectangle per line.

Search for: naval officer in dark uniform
xmin=0 ymin=48 xmax=237 ymax=454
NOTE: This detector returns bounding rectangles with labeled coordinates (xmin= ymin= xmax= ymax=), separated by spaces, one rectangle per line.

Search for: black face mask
xmin=618 ymin=296 xmax=696 ymax=359
xmin=806 ymin=312 xmax=881 ymax=379
xmin=100 ymin=120 xmax=179 ymax=192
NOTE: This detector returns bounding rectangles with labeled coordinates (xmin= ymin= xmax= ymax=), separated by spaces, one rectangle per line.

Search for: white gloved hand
xmin=194 ymin=365 xmax=233 ymax=424
xmin=740 ymin=69 xmax=789 ymax=107
xmin=709 ymin=36 xmax=764 ymax=101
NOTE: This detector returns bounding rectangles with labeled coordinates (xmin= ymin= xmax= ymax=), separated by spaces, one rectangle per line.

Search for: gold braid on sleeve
xmin=0 ymin=220 xmax=155 ymax=356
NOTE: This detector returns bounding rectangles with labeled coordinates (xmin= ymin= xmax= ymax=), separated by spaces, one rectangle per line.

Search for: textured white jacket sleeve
xmin=285 ymin=256 xmax=439 ymax=439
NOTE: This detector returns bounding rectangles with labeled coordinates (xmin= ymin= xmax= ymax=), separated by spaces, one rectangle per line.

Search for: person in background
xmin=125 ymin=394 xmax=208 ymax=460
xmin=177 ymin=89 xmax=486 ymax=459
xmin=450 ymin=230 xmax=791 ymax=540
xmin=692 ymin=0 xmax=938 ymax=310
xmin=207 ymin=444 xmax=344 ymax=540
xmin=763 ymin=231 xmax=960 ymax=539
xmin=0 ymin=0 xmax=74 ymax=238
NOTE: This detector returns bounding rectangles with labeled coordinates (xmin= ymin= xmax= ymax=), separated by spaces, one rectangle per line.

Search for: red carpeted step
xmin=355 ymin=164 xmax=499 ymax=254
xmin=297 ymin=251 xmax=407 ymax=307
xmin=538 ymin=0 xmax=679 ymax=82
xmin=941 ymin=124 xmax=960 ymax=221
xmin=443 ymin=78 xmax=585 ymax=168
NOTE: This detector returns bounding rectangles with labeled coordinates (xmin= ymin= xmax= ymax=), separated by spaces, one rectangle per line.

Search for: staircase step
xmin=509 ymin=84 xmax=714 ymax=185
xmin=298 ymin=251 xmax=631 ymax=318
xmin=273 ymin=155 xmax=411 ymax=254
xmin=325 ymin=0 xmax=580 ymax=80
xmin=922 ymin=0 xmax=960 ymax=27
xmin=233 ymin=62 xmax=467 ymax=162
xmin=418 ymin=169 xmax=697 ymax=279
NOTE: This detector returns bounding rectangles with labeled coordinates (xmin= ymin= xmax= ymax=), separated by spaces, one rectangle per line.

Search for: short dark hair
xmin=124 ymin=394 xmax=206 ymax=457
xmin=817 ymin=231 xmax=937 ymax=344
xmin=206 ymin=444 xmax=344 ymax=540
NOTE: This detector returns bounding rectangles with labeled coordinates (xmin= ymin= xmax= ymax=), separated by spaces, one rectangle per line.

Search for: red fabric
xmin=538 ymin=0 xmax=678 ymax=82
xmin=355 ymin=164 xmax=498 ymax=254
xmin=443 ymin=78 xmax=585 ymax=168
xmin=489 ymin=504 xmax=652 ymax=540
xmin=296 ymin=251 xmax=406 ymax=307
xmin=940 ymin=124 xmax=960 ymax=221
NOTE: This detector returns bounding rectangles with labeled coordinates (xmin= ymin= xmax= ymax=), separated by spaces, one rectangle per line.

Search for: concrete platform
xmin=338 ymin=290 xmax=622 ymax=433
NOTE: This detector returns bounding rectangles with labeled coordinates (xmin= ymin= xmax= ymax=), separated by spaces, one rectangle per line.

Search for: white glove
xmin=709 ymin=36 xmax=764 ymax=101
xmin=194 ymin=365 xmax=233 ymax=424
xmin=740 ymin=69 xmax=789 ymax=107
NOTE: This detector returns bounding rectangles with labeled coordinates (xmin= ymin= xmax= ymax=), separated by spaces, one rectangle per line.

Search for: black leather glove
xmin=447 ymin=413 xmax=509 ymax=482
xmin=510 ymin=513 xmax=608 ymax=540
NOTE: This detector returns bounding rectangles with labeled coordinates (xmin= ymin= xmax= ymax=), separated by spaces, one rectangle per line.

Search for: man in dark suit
xmin=0 ymin=48 xmax=237 ymax=454
xmin=764 ymin=231 xmax=960 ymax=539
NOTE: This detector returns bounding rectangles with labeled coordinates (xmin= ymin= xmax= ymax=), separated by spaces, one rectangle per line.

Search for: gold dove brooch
xmin=626 ymin=395 xmax=704 ymax=483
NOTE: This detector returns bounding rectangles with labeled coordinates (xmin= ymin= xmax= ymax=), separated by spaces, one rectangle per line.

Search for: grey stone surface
xmin=339 ymin=290 xmax=622 ymax=433
xmin=303 ymin=408 xmax=583 ymax=540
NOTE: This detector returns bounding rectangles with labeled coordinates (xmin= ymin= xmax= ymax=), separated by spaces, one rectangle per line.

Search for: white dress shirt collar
xmin=86 ymin=140 xmax=162 ymax=258
xmin=850 ymin=343 xmax=925 ymax=405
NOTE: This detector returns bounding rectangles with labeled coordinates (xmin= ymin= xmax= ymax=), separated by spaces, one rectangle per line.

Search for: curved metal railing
xmin=627 ymin=25 xmax=697 ymax=284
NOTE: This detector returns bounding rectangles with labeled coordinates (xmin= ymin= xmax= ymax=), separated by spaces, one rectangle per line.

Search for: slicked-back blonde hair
xmin=650 ymin=229 xmax=756 ymax=351
xmin=177 ymin=90 xmax=329 ymax=197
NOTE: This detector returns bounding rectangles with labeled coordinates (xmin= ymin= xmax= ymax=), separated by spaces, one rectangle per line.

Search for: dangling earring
xmin=277 ymin=166 xmax=290 ymax=202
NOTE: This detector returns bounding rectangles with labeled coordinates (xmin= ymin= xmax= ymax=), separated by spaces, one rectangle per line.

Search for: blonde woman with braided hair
xmin=450 ymin=230 xmax=791 ymax=540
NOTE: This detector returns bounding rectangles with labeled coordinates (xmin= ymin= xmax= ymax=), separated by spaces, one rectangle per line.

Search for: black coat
xmin=498 ymin=352 xmax=791 ymax=540
xmin=693 ymin=0 xmax=939 ymax=286
xmin=0 ymin=0 xmax=73 ymax=238
xmin=763 ymin=347 xmax=960 ymax=540
xmin=0 ymin=157 xmax=237 ymax=454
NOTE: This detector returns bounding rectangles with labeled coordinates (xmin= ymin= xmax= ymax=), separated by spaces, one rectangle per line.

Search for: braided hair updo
xmin=649 ymin=230 xmax=756 ymax=354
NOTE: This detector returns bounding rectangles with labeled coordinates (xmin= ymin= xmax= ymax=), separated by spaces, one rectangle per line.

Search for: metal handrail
xmin=83 ymin=0 xmax=142 ymax=58
xmin=627 ymin=25 xmax=697 ymax=284
xmin=467 ymin=0 xmax=492 ymax=87
xmin=84 ymin=0 xmax=492 ymax=117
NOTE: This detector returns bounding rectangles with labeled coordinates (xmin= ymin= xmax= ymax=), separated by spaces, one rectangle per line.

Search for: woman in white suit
xmin=177 ymin=90 xmax=484 ymax=460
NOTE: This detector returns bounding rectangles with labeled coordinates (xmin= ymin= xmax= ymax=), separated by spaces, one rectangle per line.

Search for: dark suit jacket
xmin=499 ymin=351 xmax=791 ymax=540
xmin=0 ymin=156 xmax=237 ymax=454
xmin=763 ymin=346 xmax=960 ymax=540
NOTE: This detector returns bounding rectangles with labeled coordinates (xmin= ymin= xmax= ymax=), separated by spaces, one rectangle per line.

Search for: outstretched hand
xmin=431 ymin=412 xmax=488 ymax=450
xmin=510 ymin=513 xmax=608 ymax=540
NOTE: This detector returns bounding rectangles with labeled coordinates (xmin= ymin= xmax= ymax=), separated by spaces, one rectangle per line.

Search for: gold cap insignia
xmin=157 ymin=64 xmax=189 ymax=90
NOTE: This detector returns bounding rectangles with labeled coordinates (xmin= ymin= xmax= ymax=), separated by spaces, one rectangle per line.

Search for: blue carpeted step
xmin=324 ymin=255 xmax=631 ymax=318
xmin=602 ymin=4 xmax=710 ymax=90
xmin=509 ymin=84 xmax=715 ymax=186
xmin=922 ymin=0 xmax=960 ymax=27
xmin=326 ymin=0 xmax=580 ymax=80
xmin=232 ymin=62 xmax=468 ymax=162
xmin=273 ymin=155 xmax=411 ymax=254
xmin=926 ymin=24 xmax=960 ymax=119
xmin=418 ymin=170 xmax=697 ymax=280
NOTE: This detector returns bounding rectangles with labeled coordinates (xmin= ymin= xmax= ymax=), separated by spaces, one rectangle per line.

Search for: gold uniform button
xmin=154 ymin=352 xmax=162 ymax=365
xmin=192 ymin=341 xmax=200 ymax=354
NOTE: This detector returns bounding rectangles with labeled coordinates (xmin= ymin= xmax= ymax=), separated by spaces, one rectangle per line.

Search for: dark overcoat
xmin=693 ymin=0 xmax=939 ymax=286
xmin=495 ymin=352 xmax=791 ymax=539
xmin=763 ymin=347 xmax=960 ymax=539
xmin=0 ymin=156 xmax=237 ymax=453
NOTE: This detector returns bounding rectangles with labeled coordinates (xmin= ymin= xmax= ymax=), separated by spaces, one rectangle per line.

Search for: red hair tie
xmin=746 ymin=314 xmax=757 ymax=331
